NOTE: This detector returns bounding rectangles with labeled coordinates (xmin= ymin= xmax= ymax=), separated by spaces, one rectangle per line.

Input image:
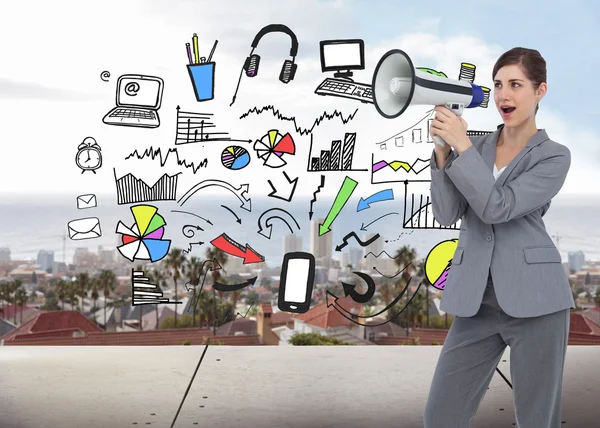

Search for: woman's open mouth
xmin=501 ymin=106 xmax=516 ymax=118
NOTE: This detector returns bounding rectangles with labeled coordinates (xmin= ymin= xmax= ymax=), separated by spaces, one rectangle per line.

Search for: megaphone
xmin=372 ymin=49 xmax=484 ymax=147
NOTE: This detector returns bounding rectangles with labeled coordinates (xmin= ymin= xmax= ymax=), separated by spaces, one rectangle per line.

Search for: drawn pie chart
xmin=253 ymin=129 xmax=295 ymax=168
xmin=424 ymin=239 xmax=459 ymax=291
xmin=116 ymin=205 xmax=171 ymax=263
xmin=221 ymin=146 xmax=250 ymax=170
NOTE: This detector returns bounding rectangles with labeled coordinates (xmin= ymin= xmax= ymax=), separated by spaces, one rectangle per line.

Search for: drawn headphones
xmin=244 ymin=24 xmax=299 ymax=83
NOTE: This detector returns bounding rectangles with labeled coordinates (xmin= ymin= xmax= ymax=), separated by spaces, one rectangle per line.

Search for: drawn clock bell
xmin=75 ymin=137 xmax=103 ymax=174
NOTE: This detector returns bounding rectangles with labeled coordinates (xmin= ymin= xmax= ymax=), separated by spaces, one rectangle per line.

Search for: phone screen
xmin=283 ymin=258 xmax=310 ymax=303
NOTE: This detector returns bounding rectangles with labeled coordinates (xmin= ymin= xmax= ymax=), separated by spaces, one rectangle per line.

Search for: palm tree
xmin=74 ymin=272 xmax=90 ymax=313
xmin=380 ymin=282 xmax=394 ymax=306
xmin=66 ymin=280 xmax=79 ymax=313
xmin=97 ymin=270 xmax=117 ymax=329
xmin=204 ymin=247 xmax=229 ymax=301
xmin=149 ymin=266 xmax=168 ymax=330
xmin=392 ymin=245 xmax=418 ymax=331
xmin=54 ymin=278 xmax=68 ymax=310
xmin=10 ymin=280 xmax=22 ymax=324
xmin=90 ymin=277 xmax=100 ymax=324
xmin=0 ymin=279 xmax=8 ymax=319
xmin=164 ymin=248 xmax=186 ymax=327
xmin=15 ymin=287 xmax=28 ymax=325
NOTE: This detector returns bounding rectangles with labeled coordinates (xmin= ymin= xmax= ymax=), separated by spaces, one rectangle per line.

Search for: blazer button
xmin=485 ymin=235 xmax=492 ymax=242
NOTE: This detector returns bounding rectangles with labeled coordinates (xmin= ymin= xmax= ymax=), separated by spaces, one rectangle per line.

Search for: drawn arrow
xmin=210 ymin=233 xmax=264 ymax=264
xmin=257 ymin=208 xmax=300 ymax=239
xmin=213 ymin=276 xmax=257 ymax=292
xmin=170 ymin=209 xmax=214 ymax=226
xmin=182 ymin=224 xmax=203 ymax=238
xmin=360 ymin=212 xmax=399 ymax=231
xmin=221 ymin=205 xmax=241 ymax=224
xmin=341 ymin=272 xmax=376 ymax=304
xmin=267 ymin=171 xmax=298 ymax=202
xmin=335 ymin=231 xmax=380 ymax=252
xmin=326 ymin=278 xmax=423 ymax=326
xmin=185 ymin=258 xmax=223 ymax=292
xmin=309 ymin=174 xmax=325 ymax=221
xmin=373 ymin=266 xmax=402 ymax=279
xmin=178 ymin=179 xmax=251 ymax=212
xmin=357 ymin=189 xmax=394 ymax=212
xmin=319 ymin=176 xmax=358 ymax=236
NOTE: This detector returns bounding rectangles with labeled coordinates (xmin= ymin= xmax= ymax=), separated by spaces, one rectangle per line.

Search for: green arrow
xmin=319 ymin=176 xmax=358 ymax=236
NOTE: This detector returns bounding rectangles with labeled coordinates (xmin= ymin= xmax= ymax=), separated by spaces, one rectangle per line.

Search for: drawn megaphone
xmin=372 ymin=49 xmax=484 ymax=147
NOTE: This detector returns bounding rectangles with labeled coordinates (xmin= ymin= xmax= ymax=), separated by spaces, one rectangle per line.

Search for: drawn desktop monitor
xmin=319 ymin=39 xmax=365 ymax=79
xmin=116 ymin=75 xmax=163 ymax=109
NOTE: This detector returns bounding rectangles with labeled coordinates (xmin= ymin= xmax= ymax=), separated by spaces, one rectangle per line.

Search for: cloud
xmin=0 ymin=78 xmax=101 ymax=101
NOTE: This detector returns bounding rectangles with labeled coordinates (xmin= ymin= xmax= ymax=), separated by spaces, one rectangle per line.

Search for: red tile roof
xmin=1 ymin=310 xmax=102 ymax=342
xmin=260 ymin=302 xmax=273 ymax=315
xmin=295 ymin=296 xmax=363 ymax=329
xmin=271 ymin=311 xmax=293 ymax=325
xmin=570 ymin=313 xmax=600 ymax=335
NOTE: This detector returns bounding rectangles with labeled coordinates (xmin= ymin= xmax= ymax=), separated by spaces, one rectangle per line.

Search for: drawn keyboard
xmin=315 ymin=78 xmax=373 ymax=103
xmin=110 ymin=109 xmax=156 ymax=119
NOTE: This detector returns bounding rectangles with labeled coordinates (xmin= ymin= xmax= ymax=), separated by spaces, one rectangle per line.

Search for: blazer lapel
xmin=482 ymin=124 xmax=551 ymax=187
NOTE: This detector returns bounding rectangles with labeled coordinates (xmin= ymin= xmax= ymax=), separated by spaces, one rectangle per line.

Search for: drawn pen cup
xmin=187 ymin=61 xmax=215 ymax=102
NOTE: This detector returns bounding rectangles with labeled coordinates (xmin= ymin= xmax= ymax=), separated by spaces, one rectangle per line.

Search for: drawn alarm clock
xmin=75 ymin=137 xmax=102 ymax=174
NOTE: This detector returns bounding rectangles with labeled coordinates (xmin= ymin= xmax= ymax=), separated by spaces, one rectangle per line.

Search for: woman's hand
xmin=430 ymin=106 xmax=472 ymax=154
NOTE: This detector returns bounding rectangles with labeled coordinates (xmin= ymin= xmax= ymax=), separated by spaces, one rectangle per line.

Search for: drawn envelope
xmin=68 ymin=217 xmax=102 ymax=240
xmin=76 ymin=194 xmax=97 ymax=209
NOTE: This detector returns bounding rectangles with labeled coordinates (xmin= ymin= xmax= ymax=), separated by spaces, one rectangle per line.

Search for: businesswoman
xmin=423 ymin=47 xmax=574 ymax=428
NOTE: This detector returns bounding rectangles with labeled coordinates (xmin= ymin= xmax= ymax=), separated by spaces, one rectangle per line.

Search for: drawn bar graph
xmin=307 ymin=133 xmax=367 ymax=172
xmin=402 ymin=181 xmax=460 ymax=230
xmin=131 ymin=269 xmax=181 ymax=305
xmin=174 ymin=106 xmax=251 ymax=145
xmin=114 ymin=169 xmax=181 ymax=205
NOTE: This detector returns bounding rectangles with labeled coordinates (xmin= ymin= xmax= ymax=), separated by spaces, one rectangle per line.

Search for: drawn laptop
xmin=102 ymin=74 xmax=164 ymax=128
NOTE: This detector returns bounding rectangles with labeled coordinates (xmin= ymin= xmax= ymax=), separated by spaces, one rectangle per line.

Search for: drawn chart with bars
xmin=401 ymin=181 xmax=460 ymax=230
xmin=131 ymin=269 xmax=181 ymax=305
xmin=306 ymin=132 xmax=367 ymax=172
xmin=114 ymin=169 xmax=180 ymax=205
xmin=174 ymin=106 xmax=251 ymax=145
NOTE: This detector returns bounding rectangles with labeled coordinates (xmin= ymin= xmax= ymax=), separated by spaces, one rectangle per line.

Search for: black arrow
xmin=182 ymin=241 xmax=204 ymax=255
xmin=182 ymin=224 xmax=203 ymax=238
xmin=360 ymin=212 xmax=399 ymax=231
xmin=171 ymin=209 xmax=214 ymax=226
xmin=267 ymin=171 xmax=298 ymax=202
xmin=327 ymin=279 xmax=423 ymax=327
xmin=309 ymin=174 xmax=325 ymax=220
xmin=221 ymin=205 xmax=241 ymax=224
xmin=328 ymin=268 xmax=413 ymax=319
xmin=373 ymin=266 xmax=403 ymax=279
xmin=335 ymin=231 xmax=380 ymax=252
xmin=341 ymin=272 xmax=376 ymax=304
xmin=212 ymin=276 xmax=257 ymax=292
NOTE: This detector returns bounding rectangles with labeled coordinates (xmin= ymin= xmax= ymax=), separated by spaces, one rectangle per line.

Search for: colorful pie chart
xmin=221 ymin=146 xmax=250 ymax=170
xmin=116 ymin=205 xmax=171 ymax=263
xmin=253 ymin=129 xmax=295 ymax=168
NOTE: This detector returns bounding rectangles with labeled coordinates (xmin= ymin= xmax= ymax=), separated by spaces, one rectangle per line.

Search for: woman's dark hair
xmin=492 ymin=47 xmax=546 ymax=114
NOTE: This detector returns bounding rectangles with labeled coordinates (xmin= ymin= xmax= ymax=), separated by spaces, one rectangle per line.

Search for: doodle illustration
xmin=357 ymin=189 xmax=394 ymax=211
xmin=175 ymin=106 xmax=251 ymax=145
xmin=253 ymin=129 xmax=296 ymax=168
xmin=116 ymin=205 xmax=171 ymax=263
xmin=341 ymin=272 xmax=376 ymax=304
xmin=114 ymin=169 xmax=180 ymax=205
xmin=125 ymin=146 xmax=208 ymax=174
xmin=102 ymin=74 xmax=164 ymax=128
xmin=335 ymin=231 xmax=380 ymax=252
xmin=424 ymin=239 xmax=459 ymax=291
xmin=221 ymin=146 xmax=250 ymax=170
xmin=100 ymin=70 xmax=110 ymax=82
xmin=267 ymin=171 xmax=298 ymax=202
xmin=314 ymin=39 xmax=373 ymax=103
xmin=278 ymin=252 xmax=315 ymax=314
xmin=230 ymin=24 xmax=298 ymax=106
xmin=239 ymin=105 xmax=359 ymax=136
xmin=319 ymin=176 xmax=358 ymax=236
xmin=213 ymin=276 xmax=257 ymax=292
xmin=178 ymin=179 xmax=251 ymax=212
xmin=403 ymin=181 xmax=460 ymax=230
xmin=307 ymin=132 xmax=366 ymax=172
xmin=308 ymin=175 xmax=325 ymax=220
xmin=257 ymin=208 xmax=300 ymax=239
xmin=360 ymin=212 xmax=399 ymax=231
xmin=131 ymin=269 xmax=181 ymax=306
xmin=76 ymin=194 xmax=97 ymax=210
xmin=185 ymin=35 xmax=218 ymax=102
xmin=67 ymin=217 xmax=102 ymax=241
xmin=210 ymin=233 xmax=264 ymax=264
xmin=75 ymin=137 xmax=102 ymax=174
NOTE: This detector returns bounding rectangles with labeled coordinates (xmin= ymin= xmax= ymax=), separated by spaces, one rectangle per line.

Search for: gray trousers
xmin=423 ymin=271 xmax=570 ymax=427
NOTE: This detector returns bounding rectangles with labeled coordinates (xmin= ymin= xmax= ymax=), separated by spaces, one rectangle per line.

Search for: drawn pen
xmin=207 ymin=40 xmax=218 ymax=63
xmin=192 ymin=33 xmax=199 ymax=64
xmin=185 ymin=43 xmax=193 ymax=65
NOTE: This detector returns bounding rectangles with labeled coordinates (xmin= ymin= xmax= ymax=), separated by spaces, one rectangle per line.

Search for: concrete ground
xmin=0 ymin=346 xmax=598 ymax=428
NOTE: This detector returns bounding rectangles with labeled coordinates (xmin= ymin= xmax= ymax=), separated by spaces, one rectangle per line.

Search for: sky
xmin=0 ymin=0 xmax=598 ymax=199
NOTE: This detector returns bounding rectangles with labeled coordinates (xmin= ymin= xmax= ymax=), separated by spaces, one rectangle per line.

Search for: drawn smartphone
xmin=278 ymin=252 xmax=316 ymax=314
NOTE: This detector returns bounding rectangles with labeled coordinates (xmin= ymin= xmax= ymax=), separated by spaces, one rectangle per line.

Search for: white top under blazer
xmin=493 ymin=164 xmax=506 ymax=180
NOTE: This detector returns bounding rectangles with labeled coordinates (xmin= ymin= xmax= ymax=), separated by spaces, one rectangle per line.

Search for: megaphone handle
xmin=433 ymin=103 xmax=465 ymax=147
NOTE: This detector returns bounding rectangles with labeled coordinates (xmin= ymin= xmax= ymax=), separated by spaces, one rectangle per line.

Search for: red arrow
xmin=210 ymin=233 xmax=265 ymax=264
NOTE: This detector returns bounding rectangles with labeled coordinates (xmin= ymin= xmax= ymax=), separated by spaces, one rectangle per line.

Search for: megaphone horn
xmin=372 ymin=49 xmax=484 ymax=147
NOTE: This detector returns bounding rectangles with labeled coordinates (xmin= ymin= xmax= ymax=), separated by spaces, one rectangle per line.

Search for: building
xmin=97 ymin=246 xmax=114 ymax=264
xmin=568 ymin=251 xmax=585 ymax=273
xmin=282 ymin=233 xmax=303 ymax=254
xmin=349 ymin=247 xmax=362 ymax=267
xmin=37 ymin=250 xmax=55 ymax=272
xmin=309 ymin=218 xmax=332 ymax=266
xmin=0 ymin=247 xmax=10 ymax=262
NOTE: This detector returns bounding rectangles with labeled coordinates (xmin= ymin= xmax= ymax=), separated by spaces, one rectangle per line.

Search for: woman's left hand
xmin=430 ymin=106 xmax=472 ymax=154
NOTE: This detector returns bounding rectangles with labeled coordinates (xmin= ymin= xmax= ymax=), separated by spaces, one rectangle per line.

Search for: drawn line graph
xmin=125 ymin=146 xmax=208 ymax=174
xmin=239 ymin=105 xmax=359 ymax=136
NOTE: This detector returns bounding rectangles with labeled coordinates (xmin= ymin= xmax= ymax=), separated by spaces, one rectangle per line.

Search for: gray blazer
xmin=429 ymin=125 xmax=575 ymax=318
